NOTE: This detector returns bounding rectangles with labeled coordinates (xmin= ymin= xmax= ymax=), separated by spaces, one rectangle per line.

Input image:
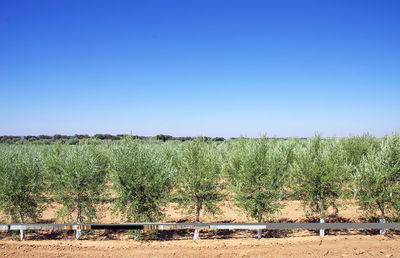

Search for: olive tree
xmin=227 ymin=137 xmax=293 ymax=220
xmin=355 ymin=133 xmax=400 ymax=225
xmin=291 ymin=135 xmax=350 ymax=235
xmin=226 ymin=137 xmax=293 ymax=238
xmin=45 ymin=144 xmax=109 ymax=224
xmin=174 ymin=137 xmax=225 ymax=225
xmin=0 ymin=146 xmax=48 ymax=223
xmin=111 ymin=137 xmax=173 ymax=222
xmin=339 ymin=135 xmax=380 ymax=198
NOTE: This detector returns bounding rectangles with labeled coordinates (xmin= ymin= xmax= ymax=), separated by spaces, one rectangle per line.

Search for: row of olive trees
xmin=0 ymin=144 xmax=110 ymax=224
xmin=224 ymin=134 xmax=400 ymax=226
xmin=0 ymin=137 xmax=224 ymax=225
xmin=0 ymin=140 xmax=173 ymax=224
xmin=0 ymin=134 xmax=399 ymax=228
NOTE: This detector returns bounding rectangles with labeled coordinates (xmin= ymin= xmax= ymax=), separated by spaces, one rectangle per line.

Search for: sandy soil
xmin=0 ymin=235 xmax=399 ymax=257
xmin=1 ymin=200 xmax=399 ymax=257
xmin=36 ymin=199 xmax=360 ymax=224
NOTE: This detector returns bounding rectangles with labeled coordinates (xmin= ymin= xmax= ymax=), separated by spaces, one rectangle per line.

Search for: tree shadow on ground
xmin=358 ymin=216 xmax=400 ymax=235
xmin=36 ymin=219 xmax=56 ymax=224
xmin=25 ymin=230 xmax=75 ymax=240
xmin=5 ymin=216 xmax=400 ymax=241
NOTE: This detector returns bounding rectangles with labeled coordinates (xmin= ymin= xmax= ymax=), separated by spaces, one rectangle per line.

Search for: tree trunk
xmin=76 ymin=205 xmax=82 ymax=240
xmin=196 ymin=204 xmax=201 ymax=223
xmin=353 ymin=187 xmax=358 ymax=199
xmin=77 ymin=205 xmax=82 ymax=224
xmin=193 ymin=204 xmax=201 ymax=240
xmin=19 ymin=229 xmax=24 ymax=241
xmin=20 ymin=211 xmax=25 ymax=224
xmin=20 ymin=211 xmax=25 ymax=241
xmin=379 ymin=204 xmax=386 ymax=235
xmin=319 ymin=197 xmax=325 ymax=236
xmin=333 ymin=203 xmax=339 ymax=216
xmin=257 ymin=214 xmax=262 ymax=239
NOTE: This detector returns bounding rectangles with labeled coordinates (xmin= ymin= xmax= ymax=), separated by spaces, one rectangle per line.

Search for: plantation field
xmin=0 ymin=135 xmax=399 ymax=256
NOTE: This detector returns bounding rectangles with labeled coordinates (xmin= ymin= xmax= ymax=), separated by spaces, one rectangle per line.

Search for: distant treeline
xmin=0 ymin=134 xmax=231 ymax=144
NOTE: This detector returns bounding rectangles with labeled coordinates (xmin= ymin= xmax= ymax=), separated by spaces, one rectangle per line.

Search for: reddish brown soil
xmin=0 ymin=235 xmax=399 ymax=257
xmin=37 ymin=199 xmax=360 ymax=224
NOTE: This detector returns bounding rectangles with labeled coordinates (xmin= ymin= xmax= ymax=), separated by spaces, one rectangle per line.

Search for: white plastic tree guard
xmin=320 ymin=218 xmax=325 ymax=236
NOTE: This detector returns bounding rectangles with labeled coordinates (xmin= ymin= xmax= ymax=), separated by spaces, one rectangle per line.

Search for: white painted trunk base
xmin=320 ymin=218 xmax=325 ymax=236
xmin=193 ymin=229 xmax=200 ymax=240
xmin=76 ymin=229 xmax=81 ymax=240
xmin=380 ymin=218 xmax=386 ymax=235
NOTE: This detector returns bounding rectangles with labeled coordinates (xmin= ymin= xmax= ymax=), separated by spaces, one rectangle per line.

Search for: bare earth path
xmin=0 ymin=235 xmax=399 ymax=257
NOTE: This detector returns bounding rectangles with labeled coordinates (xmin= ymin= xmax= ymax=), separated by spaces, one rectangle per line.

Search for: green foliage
xmin=339 ymin=135 xmax=380 ymax=200
xmin=355 ymin=133 xmax=400 ymax=220
xmin=226 ymin=137 xmax=293 ymax=222
xmin=174 ymin=137 xmax=225 ymax=222
xmin=340 ymin=134 xmax=380 ymax=173
xmin=45 ymin=144 xmax=109 ymax=223
xmin=111 ymin=137 xmax=173 ymax=222
xmin=291 ymin=135 xmax=350 ymax=218
xmin=0 ymin=134 xmax=398 ymax=225
xmin=0 ymin=146 xmax=48 ymax=223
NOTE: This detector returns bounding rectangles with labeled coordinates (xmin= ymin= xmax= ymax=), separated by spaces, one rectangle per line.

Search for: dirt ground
xmin=0 ymin=235 xmax=399 ymax=257
xmin=1 ymin=200 xmax=399 ymax=257
xmin=36 ymin=199 xmax=360 ymax=224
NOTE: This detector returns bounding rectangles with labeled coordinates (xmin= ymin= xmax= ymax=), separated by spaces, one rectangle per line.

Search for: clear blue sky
xmin=1 ymin=0 xmax=399 ymax=137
